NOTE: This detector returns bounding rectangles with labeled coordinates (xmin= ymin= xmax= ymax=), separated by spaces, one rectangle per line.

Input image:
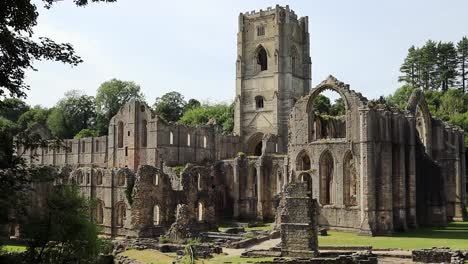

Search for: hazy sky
xmin=25 ymin=0 xmax=468 ymax=107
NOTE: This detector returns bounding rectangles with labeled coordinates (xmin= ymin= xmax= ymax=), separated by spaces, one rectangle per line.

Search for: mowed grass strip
xmin=319 ymin=221 xmax=468 ymax=250
xmin=119 ymin=249 xmax=176 ymax=264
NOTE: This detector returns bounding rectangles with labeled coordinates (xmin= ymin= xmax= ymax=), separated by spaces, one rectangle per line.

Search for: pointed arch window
xmin=118 ymin=121 xmax=124 ymax=148
xmin=257 ymin=46 xmax=268 ymax=71
xmin=142 ymin=120 xmax=148 ymax=147
xmin=255 ymin=96 xmax=264 ymax=109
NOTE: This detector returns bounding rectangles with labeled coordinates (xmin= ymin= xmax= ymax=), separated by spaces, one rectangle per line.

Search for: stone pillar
xmin=358 ymin=107 xmax=375 ymax=235
xmin=460 ymin=132 xmax=467 ymax=210
xmin=233 ymin=159 xmax=241 ymax=218
xmin=394 ymin=115 xmax=407 ymax=231
xmin=453 ymin=131 xmax=464 ymax=221
xmin=406 ymin=114 xmax=418 ymax=228
xmin=256 ymin=161 xmax=264 ymax=221
xmin=280 ymin=182 xmax=318 ymax=258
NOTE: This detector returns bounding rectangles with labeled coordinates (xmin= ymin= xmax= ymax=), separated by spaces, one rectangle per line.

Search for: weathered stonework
xmin=17 ymin=5 xmax=466 ymax=238
xmin=279 ymin=181 xmax=318 ymax=258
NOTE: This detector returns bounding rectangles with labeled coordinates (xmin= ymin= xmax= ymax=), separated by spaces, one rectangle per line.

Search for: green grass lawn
xmin=319 ymin=221 xmax=468 ymax=250
xmin=119 ymin=249 xmax=176 ymax=264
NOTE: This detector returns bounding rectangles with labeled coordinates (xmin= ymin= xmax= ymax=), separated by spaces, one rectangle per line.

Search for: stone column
xmin=406 ymin=114 xmax=418 ymax=228
xmin=377 ymin=111 xmax=394 ymax=234
xmin=453 ymin=131 xmax=464 ymax=221
xmin=256 ymin=161 xmax=264 ymax=221
xmin=395 ymin=115 xmax=407 ymax=230
xmin=233 ymin=159 xmax=241 ymax=218
xmin=358 ymin=107 xmax=375 ymax=235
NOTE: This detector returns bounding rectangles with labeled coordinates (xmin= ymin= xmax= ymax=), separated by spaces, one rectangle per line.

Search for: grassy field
xmin=119 ymin=249 xmax=177 ymax=264
xmin=319 ymin=221 xmax=468 ymax=250
xmin=1 ymin=244 xmax=26 ymax=252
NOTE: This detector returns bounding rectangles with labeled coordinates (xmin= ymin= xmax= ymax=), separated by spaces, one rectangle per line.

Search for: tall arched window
xmin=296 ymin=151 xmax=311 ymax=171
xmin=169 ymin=131 xmax=174 ymax=145
xmin=95 ymin=140 xmax=99 ymax=152
xmin=300 ymin=172 xmax=312 ymax=196
xmin=81 ymin=141 xmax=86 ymax=153
xmin=117 ymin=171 xmax=126 ymax=186
xmin=343 ymin=152 xmax=357 ymax=206
xmin=198 ymin=202 xmax=204 ymax=222
xmin=320 ymin=151 xmax=334 ymax=205
xmin=118 ymin=121 xmax=124 ymax=148
xmin=203 ymin=136 xmax=207 ymax=148
xmin=197 ymin=173 xmax=202 ymax=190
xmin=96 ymin=200 xmax=104 ymax=224
xmin=142 ymin=120 xmax=148 ymax=147
xmin=255 ymin=96 xmax=264 ymax=109
xmin=153 ymin=205 xmax=160 ymax=225
xmin=257 ymin=46 xmax=268 ymax=71
xmin=116 ymin=203 xmax=126 ymax=227
xmin=96 ymin=170 xmax=103 ymax=185
xmin=187 ymin=133 xmax=191 ymax=146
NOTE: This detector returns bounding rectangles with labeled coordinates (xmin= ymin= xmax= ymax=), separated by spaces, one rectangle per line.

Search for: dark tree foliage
xmin=95 ymin=79 xmax=144 ymax=135
xmin=0 ymin=98 xmax=30 ymax=122
xmin=458 ymin=37 xmax=468 ymax=93
xmin=399 ymin=38 xmax=468 ymax=92
xmin=436 ymin=42 xmax=458 ymax=91
xmin=0 ymin=0 xmax=115 ymax=101
xmin=309 ymin=94 xmax=345 ymax=116
xmin=153 ymin=91 xmax=186 ymax=122
xmin=47 ymin=90 xmax=96 ymax=138
xmin=21 ymin=184 xmax=102 ymax=264
xmin=180 ymin=103 xmax=234 ymax=134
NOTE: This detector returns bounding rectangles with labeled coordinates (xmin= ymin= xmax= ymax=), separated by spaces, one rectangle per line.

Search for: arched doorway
xmin=246 ymin=133 xmax=264 ymax=156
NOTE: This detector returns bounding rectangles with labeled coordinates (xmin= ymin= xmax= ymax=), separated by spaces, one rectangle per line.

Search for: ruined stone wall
xmin=23 ymin=100 xmax=241 ymax=171
xmin=288 ymin=77 xmax=465 ymax=235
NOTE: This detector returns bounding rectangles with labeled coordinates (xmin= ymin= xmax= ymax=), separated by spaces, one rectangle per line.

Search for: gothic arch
xmin=343 ymin=151 xmax=358 ymax=206
xmin=115 ymin=202 xmax=126 ymax=227
xmin=296 ymin=150 xmax=311 ymax=171
xmin=117 ymin=121 xmax=124 ymax=148
xmin=153 ymin=204 xmax=161 ymax=225
xmin=246 ymin=132 xmax=264 ymax=156
xmin=319 ymin=150 xmax=334 ymax=205
xmin=407 ymin=89 xmax=432 ymax=155
xmin=96 ymin=199 xmax=104 ymax=224
xmin=299 ymin=172 xmax=313 ymax=196
xmin=254 ymin=44 xmax=269 ymax=72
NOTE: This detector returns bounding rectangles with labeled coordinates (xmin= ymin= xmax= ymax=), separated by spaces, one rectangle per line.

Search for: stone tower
xmin=234 ymin=5 xmax=311 ymax=154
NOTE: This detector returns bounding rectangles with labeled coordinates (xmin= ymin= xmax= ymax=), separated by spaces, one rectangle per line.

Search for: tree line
xmin=399 ymin=37 xmax=468 ymax=92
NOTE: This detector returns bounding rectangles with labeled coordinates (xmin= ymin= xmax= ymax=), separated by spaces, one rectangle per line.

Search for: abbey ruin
xmin=18 ymin=5 xmax=466 ymax=237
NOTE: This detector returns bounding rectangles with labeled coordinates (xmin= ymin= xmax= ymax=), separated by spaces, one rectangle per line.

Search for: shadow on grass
xmin=392 ymin=222 xmax=468 ymax=240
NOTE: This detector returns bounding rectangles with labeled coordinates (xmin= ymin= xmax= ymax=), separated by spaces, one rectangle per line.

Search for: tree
xmin=387 ymin=85 xmax=416 ymax=109
xmin=153 ymin=91 xmax=186 ymax=122
xmin=457 ymin=37 xmax=468 ymax=93
xmin=47 ymin=90 xmax=96 ymax=138
xmin=0 ymin=0 xmax=115 ymax=101
xmin=21 ymin=184 xmax=103 ymax=263
xmin=329 ymin=98 xmax=346 ymax=116
xmin=180 ymin=103 xmax=234 ymax=134
xmin=399 ymin=46 xmax=420 ymax=88
xmin=436 ymin=42 xmax=458 ymax=91
xmin=310 ymin=94 xmax=331 ymax=114
xmin=17 ymin=105 xmax=49 ymax=129
xmin=184 ymin=99 xmax=201 ymax=112
xmin=95 ymin=79 xmax=144 ymax=135
xmin=0 ymin=98 xmax=30 ymax=122
xmin=418 ymin=40 xmax=439 ymax=90
xmin=74 ymin=128 xmax=98 ymax=139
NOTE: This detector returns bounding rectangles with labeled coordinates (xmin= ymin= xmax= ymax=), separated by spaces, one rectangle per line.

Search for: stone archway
xmin=246 ymin=132 xmax=264 ymax=156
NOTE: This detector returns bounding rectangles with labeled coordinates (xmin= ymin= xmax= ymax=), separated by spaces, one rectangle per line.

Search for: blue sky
xmin=25 ymin=0 xmax=468 ymax=107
